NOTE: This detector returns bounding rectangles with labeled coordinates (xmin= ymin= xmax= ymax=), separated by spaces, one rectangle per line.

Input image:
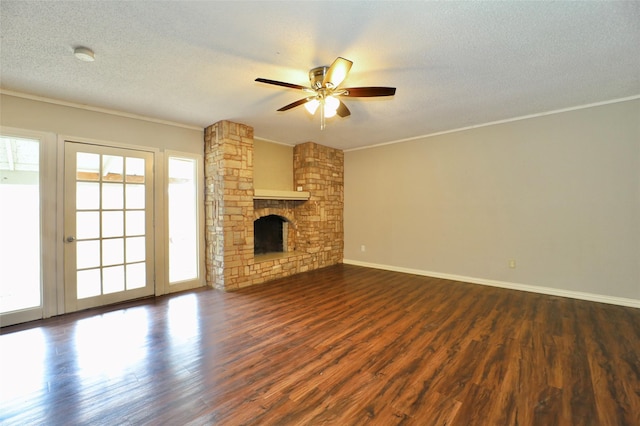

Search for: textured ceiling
xmin=1 ymin=1 xmax=639 ymax=150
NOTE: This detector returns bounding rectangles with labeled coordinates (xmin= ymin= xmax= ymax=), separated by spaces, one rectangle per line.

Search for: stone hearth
xmin=204 ymin=120 xmax=343 ymax=290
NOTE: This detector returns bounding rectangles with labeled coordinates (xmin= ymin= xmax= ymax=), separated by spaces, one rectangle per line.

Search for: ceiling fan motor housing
xmin=309 ymin=66 xmax=329 ymax=90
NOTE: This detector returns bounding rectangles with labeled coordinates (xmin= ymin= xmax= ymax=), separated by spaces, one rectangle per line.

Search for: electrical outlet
xmin=509 ymin=260 xmax=516 ymax=269
xmin=360 ymin=245 xmax=366 ymax=252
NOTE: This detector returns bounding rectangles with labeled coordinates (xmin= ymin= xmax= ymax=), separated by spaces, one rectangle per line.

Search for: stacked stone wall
xmin=294 ymin=142 xmax=344 ymax=268
xmin=204 ymin=121 xmax=254 ymax=290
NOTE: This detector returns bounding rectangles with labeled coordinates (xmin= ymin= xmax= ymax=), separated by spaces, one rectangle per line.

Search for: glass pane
xmin=126 ymin=157 xmax=145 ymax=183
xmin=77 ymin=182 xmax=100 ymax=210
xmin=126 ymin=237 xmax=145 ymax=263
xmin=0 ymin=136 xmax=41 ymax=313
xmin=168 ymin=157 xmax=198 ymax=283
xmin=103 ymin=266 xmax=125 ymax=294
xmin=76 ymin=211 xmax=100 ymax=240
xmin=76 ymin=152 xmax=100 ymax=181
xmin=76 ymin=240 xmax=100 ymax=269
xmin=102 ymin=183 xmax=123 ymax=209
xmin=125 ymin=184 xmax=145 ymax=209
xmin=126 ymin=263 xmax=146 ymax=290
xmin=169 ymin=157 xmax=195 ymax=181
xmin=102 ymin=155 xmax=123 ymax=182
xmin=102 ymin=211 xmax=123 ymax=238
xmin=125 ymin=211 xmax=145 ymax=236
xmin=102 ymin=238 xmax=124 ymax=266
xmin=77 ymin=269 xmax=101 ymax=299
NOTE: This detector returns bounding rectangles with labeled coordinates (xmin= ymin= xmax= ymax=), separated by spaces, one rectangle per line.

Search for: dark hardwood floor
xmin=1 ymin=264 xmax=639 ymax=425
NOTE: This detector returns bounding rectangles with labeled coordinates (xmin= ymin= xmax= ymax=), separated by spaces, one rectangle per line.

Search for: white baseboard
xmin=342 ymin=259 xmax=640 ymax=309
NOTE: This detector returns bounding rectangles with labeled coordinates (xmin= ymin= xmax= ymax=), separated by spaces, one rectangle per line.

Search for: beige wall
xmin=344 ymin=99 xmax=640 ymax=302
xmin=0 ymin=93 xmax=203 ymax=152
xmin=253 ymin=138 xmax=293 ymax=190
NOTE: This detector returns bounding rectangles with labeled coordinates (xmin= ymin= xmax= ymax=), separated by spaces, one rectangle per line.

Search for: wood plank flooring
xmin=1 ymin=264 xmax=639 ymax=425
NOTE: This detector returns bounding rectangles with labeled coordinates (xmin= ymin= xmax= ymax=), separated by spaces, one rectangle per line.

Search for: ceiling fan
xmin=255 ymin=57 xmax=396 ymax=130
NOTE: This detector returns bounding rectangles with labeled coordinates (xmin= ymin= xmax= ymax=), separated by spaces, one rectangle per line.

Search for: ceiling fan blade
xmin=277 ymin=97 xmax=313 ymax=112
xmin=323 ymin=57 xmax=353 ymax=88
xmin=336 ymin=100 xmax=351 ymax=118
xmin=342 ymin=87 xmax=396 ymax=97
xmin=255 ymin=78 xmax=308 ymax=91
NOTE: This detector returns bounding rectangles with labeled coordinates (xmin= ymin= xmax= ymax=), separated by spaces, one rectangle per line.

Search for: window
xmin=166 ymin=154 xmax=202 ymax=288
xmin=0 ymin=136 xmax=41 ymax=314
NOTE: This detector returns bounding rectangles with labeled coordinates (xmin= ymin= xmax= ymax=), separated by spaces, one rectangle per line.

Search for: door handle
xmin=66 ymin=236 xmax=76 ymax=243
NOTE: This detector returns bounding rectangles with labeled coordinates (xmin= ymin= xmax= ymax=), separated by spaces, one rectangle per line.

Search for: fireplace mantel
xmin=253 ymin=189 xmax=310 ymax=201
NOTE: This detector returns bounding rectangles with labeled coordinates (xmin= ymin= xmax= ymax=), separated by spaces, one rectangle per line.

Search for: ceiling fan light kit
xmin=323 ymin=96 xmax=340 ymax=117
xmin=304 ymin=99 xmax=320 ymax=115
xmin=305 ymin=95 xmax=340 ymax=118
xmin=256 ymin=57 xmax=396 ymax=129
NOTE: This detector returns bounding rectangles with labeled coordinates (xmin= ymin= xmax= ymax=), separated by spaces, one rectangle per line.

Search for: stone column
xmin=204 ymin=120 xmax=254 ymax=290
xmin=294 ymin=142 xmax=344 ymax=269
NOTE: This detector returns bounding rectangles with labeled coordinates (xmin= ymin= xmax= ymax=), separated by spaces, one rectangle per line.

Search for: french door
xmin=64 ymin=142 xmax=155 ymax=311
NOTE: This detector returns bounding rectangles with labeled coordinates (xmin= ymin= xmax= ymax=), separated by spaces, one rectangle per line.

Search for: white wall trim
xmin=1 ymin=89 xmax=204 ymax=132
xmin=343 ymin=95 xmax=640 ymax=152
xmin=343 ymin=259 xmax=640 ymax=309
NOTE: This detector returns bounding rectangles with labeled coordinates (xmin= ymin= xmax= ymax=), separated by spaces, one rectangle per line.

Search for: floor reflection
xmin=167 ymin=293 xmax=200 ymax=343
xmin=0 ymin=327 xmax=47 ymax=410
xmin=73 ymin=308 xmax=149 ymax=379
xmin=166 ymin=293 xmax=203 ymax=380
xmin=0 ymin=291 xmax=208 ymax=424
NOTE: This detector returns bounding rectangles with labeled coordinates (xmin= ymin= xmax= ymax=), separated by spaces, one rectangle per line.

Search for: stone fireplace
xmin=204 ymin=120 xmax=343 ymax=290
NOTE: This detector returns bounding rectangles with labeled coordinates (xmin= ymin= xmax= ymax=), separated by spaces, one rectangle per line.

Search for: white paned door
xmin=64 ymin=142 xmax=155 ymax=311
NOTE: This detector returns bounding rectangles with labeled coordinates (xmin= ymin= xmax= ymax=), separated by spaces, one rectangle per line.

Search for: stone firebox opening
xmin=254 ymin=215 xmax=288 ymax=255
